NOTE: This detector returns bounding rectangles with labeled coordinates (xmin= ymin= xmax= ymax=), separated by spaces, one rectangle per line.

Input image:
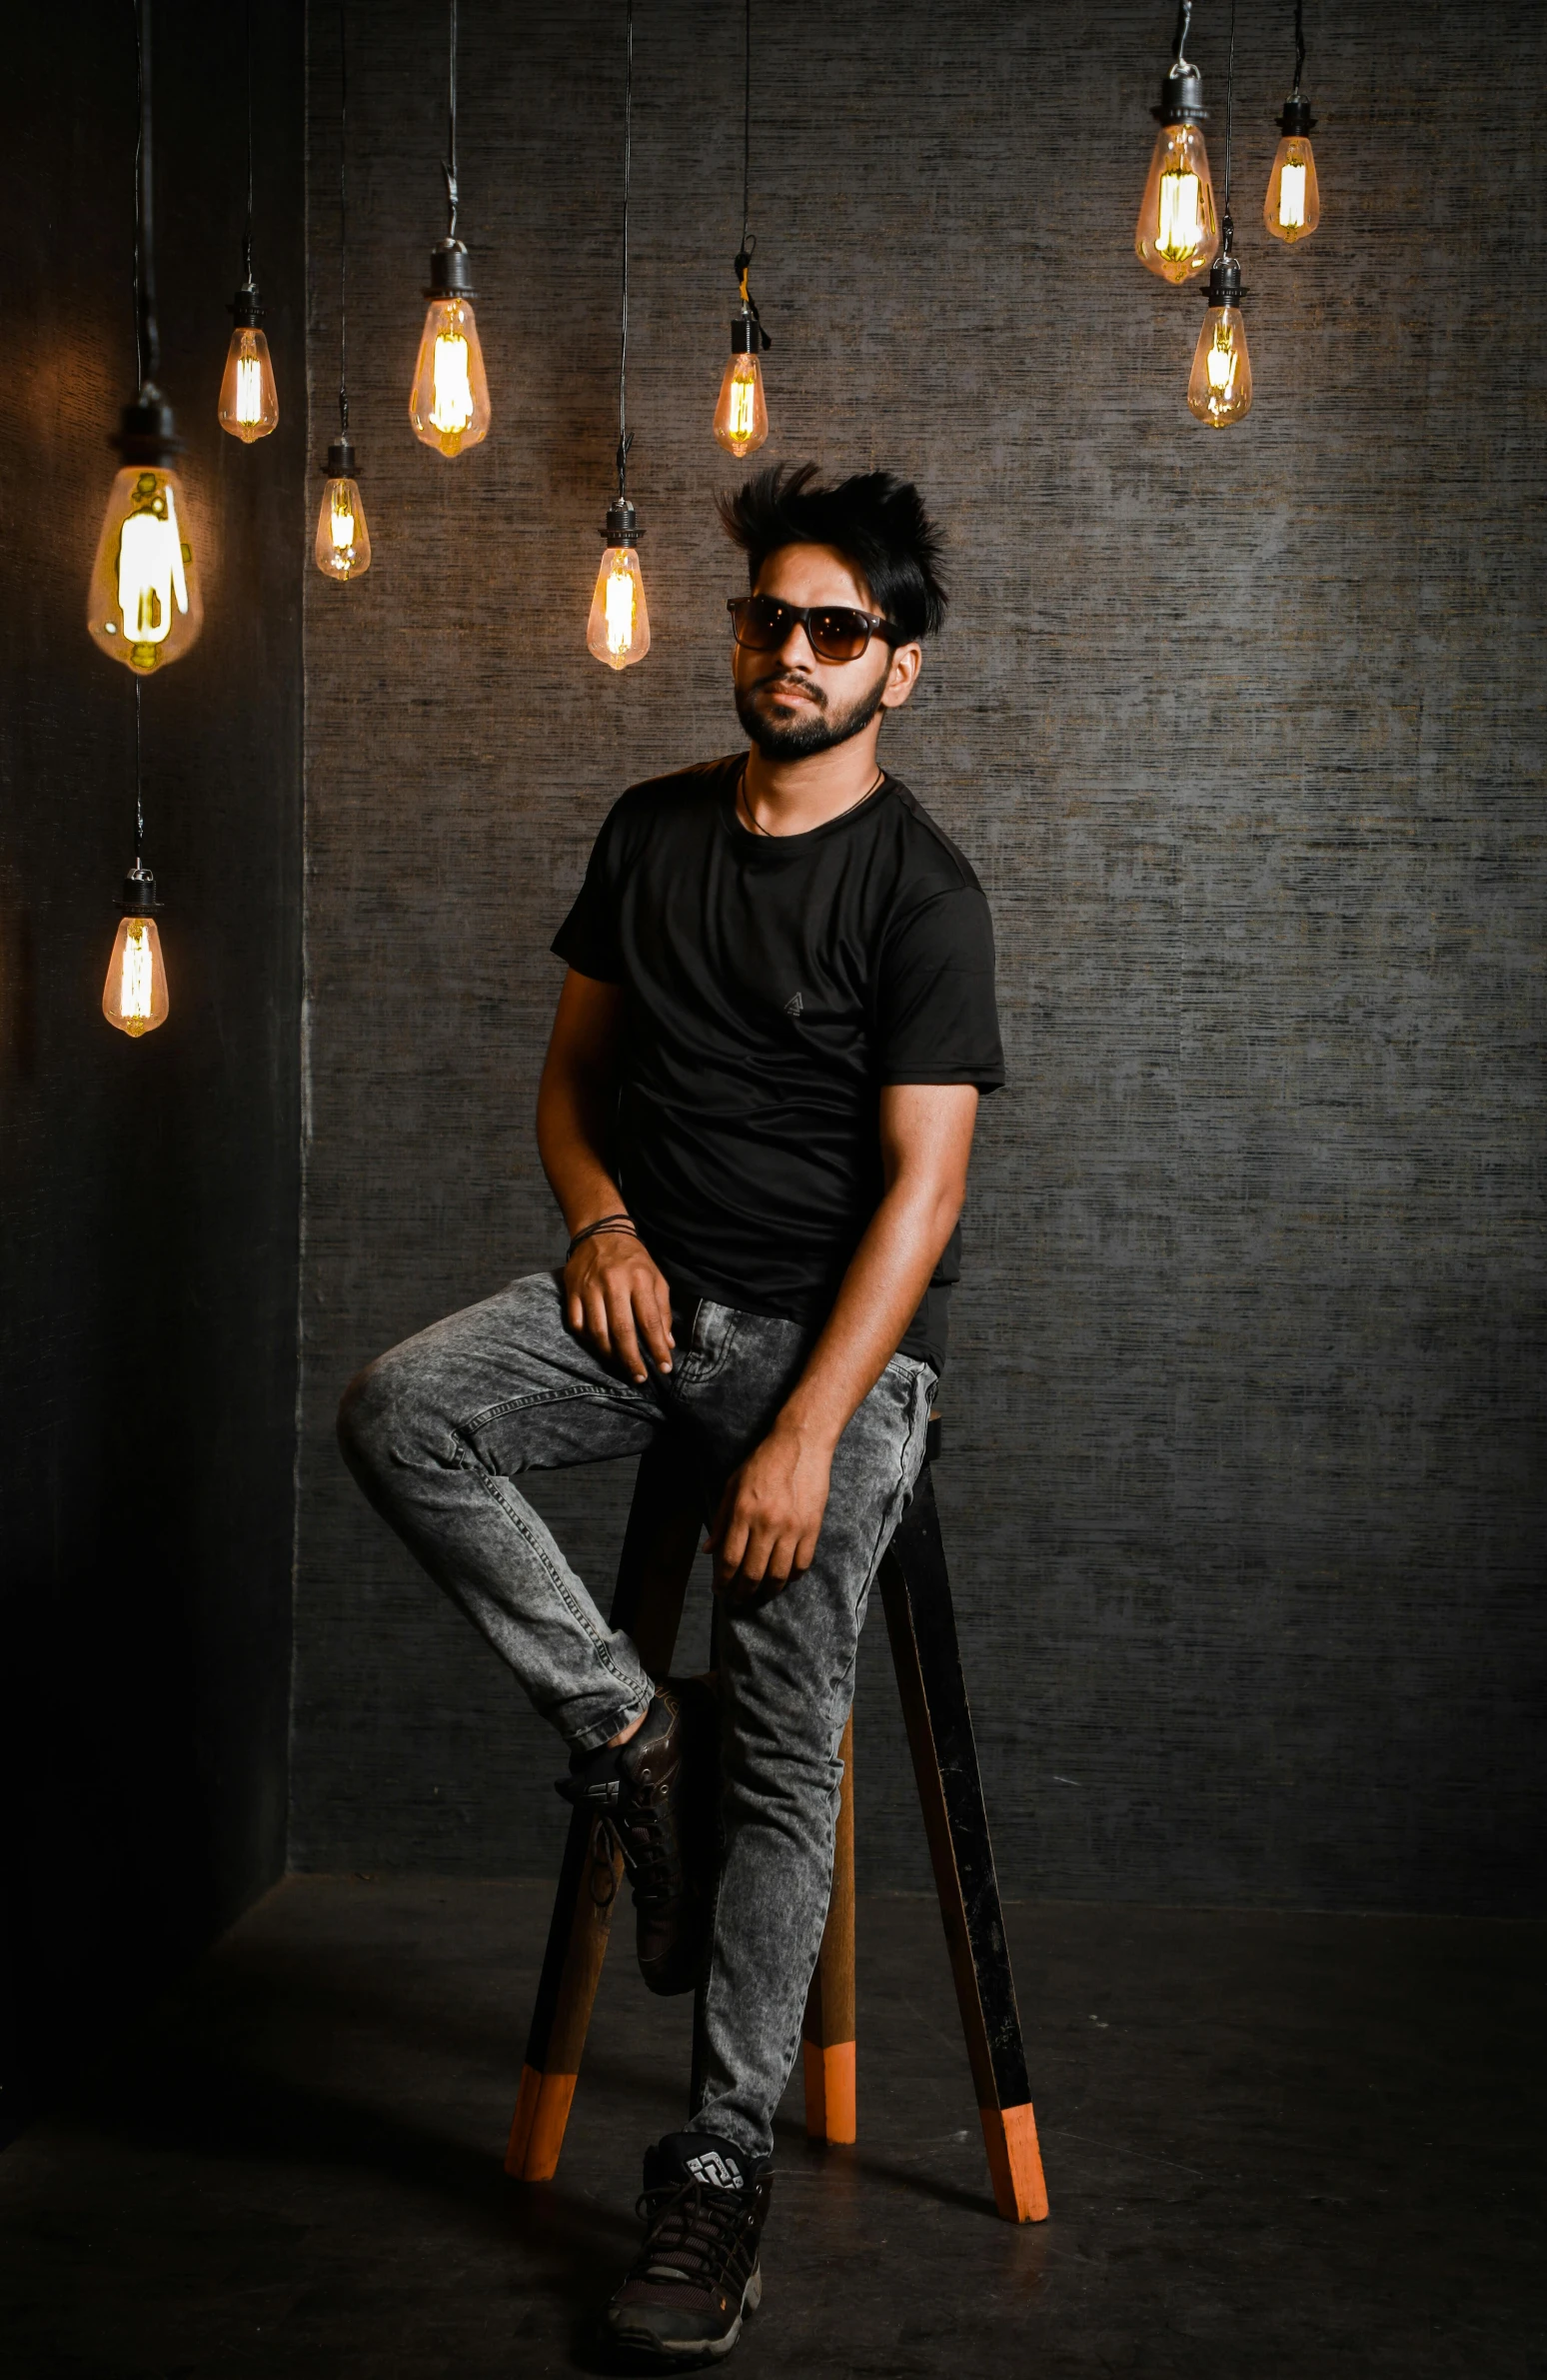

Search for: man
xmin=339 ymin=464 xmax=1003 ymax=2362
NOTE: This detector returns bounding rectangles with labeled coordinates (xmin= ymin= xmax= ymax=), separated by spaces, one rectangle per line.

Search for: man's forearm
xmin=537 ymin=1050 xmax=629 ymax=1236
xmin=774 ymin=1175 xmax=959 ymax=1453
xmin=539 ymin=1110 xmax=626 ymax=1238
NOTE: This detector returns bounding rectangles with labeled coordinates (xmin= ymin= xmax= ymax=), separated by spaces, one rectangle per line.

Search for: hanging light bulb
xmin=1186 ymin=1 xmax=1250 ymax=429
xmin=103 ymin=686 xmax=168 ymax=1039
xmin=1263 ymin=3 xmax=1320 ymax=244
xmin=409 ymin=0 xmax=490 ymax=459
xmin=314 ymin=4 xmax=369 ymax=578
xmin=1264 ymin=115 xmax=1319 ymax=242
xmin=1135 ymin=3 xmax=1219 ymax=285
xmin=587 ymin=4 xmax=649 ymax=673
xmin=409 ymin=261 xmax=491 ymax=458
xmin=88 ymin=438 xmax=204 ymax=674
xmin=1187 ymin=245 xmax=1251 ymax=428
xmin=89 ymin=0 xmax=203 ymax=674
xmin=714 ymin=7 xmax=773 ymax=456
xmin=218 ymin=301 xmax=280 ymax=442
xmin=218 ymin=9 xmax=279 ymax=441
xmin=315 ymin=433 xmax=372 ymax=580
xmin=714 ymin=312 xmax=770 ymax=458
xmin=587 ymin=497 xmax=651 ymax=671
xmin=103 ymin=866 xmax=170 ymax=1039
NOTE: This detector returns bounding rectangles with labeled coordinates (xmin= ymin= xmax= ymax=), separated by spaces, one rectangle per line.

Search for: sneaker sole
xmin=608 ymin=2262 xmax=762 ymax=2364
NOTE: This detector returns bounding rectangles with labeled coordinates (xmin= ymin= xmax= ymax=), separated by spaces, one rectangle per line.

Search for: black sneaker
xmin=556 ymin=1680 xmax=717 ymax=1997
xmin=605 ymin=2131 xmax=771 ymax=2364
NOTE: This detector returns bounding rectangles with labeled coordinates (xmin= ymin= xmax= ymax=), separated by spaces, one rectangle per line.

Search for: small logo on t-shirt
xmin=783 ymin=992 xmax=804 ymax=1021
xmin=685 ymin=2147 xmax=744 ymax=2190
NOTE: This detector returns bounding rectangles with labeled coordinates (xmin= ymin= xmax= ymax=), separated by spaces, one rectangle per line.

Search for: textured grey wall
xmin=294 ymin=0 xmax=1545 ymax=1912
xmin=2 ymin=0 xmax=306 ymax=2133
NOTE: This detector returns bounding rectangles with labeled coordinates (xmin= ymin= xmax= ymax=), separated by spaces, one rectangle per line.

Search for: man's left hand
xmin=709 ymin=1422 xmax=833 ymax=1599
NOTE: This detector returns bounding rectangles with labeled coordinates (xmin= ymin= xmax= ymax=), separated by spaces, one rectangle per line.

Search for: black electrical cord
xmin=1222 ymin=0 xmax=1237 ymax=251
xmin=444 ymin=0 xmax=460 ymax=237
xmin=133 ymin=680 xmax=145 ymax=866
xmin=133 ymin=0 xmax=159 ymax=392
xmin=732 ymin=0 xmax=767 ymax=342
xmin=243 ymin=0 xmax=255 ymax=288
xmin=338 ymin=0 xmax=349 ymax=438
xmin=741 ymin=0 xmax=751 ymax=257
xmin=616 ymin=0 xmax=633 ymax=500
xmin=1292 ymin=0 xmax=1306 ymax=98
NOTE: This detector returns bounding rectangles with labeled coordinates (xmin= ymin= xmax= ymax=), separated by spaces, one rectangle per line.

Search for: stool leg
xmin=506 ymin=1436 xmax=703 ymax=2181
xmin=880 ymin=1467 xmax=1049 ymax=2223
xmin=801 ymin=1710 xmax=856 ymax=2143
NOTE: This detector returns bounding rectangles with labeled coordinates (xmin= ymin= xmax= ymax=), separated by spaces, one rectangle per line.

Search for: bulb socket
xmin=1203 ymin=252 xmax=1245 ymax=309
xmin=119 ymin=865 xmax=161 ymax=916
xmin=1153 ymin=59 xmax=1206 ymax=124
xmin=229 ymin=282 xmax=265 ymax=328
xmin=113 ymin=389 xmax=183 ymax=466
xmin=1276 ymin=95 xmax=1316 ymax=136
xmin=730 ymin=313 xmax=771 ymax=354
xmin=324 ymin=436 xmax=359 ymax=479
xmin=426 ymin=239 xmax=477 ymax=299
xmin=603 ymin=498 xmax=642 ymax=547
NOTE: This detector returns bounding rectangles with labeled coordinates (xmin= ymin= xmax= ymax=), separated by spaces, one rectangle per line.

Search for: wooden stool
xmin=504 ymin=1425 xmax=1049 ymax=2223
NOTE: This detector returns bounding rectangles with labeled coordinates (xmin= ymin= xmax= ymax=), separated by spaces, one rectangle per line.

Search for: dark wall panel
xmin=294 ymin=1 xmax=1545 ymax=1912
xmin=0 ymin=3 xmax=306 ymax=2134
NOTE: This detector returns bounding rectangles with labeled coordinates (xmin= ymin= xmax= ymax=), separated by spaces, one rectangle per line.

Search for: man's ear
xmin=879 ymin=641 xmax=922 ymax=711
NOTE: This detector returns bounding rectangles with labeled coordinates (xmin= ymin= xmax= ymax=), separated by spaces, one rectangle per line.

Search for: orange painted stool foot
xmin=801 ymin=2038 xmax=856 ymax=2145
xmin=979 ymin=2101 xmax=1048 ymax=2223
xmin=506 ymin=2062 xmax=579 ymax=2181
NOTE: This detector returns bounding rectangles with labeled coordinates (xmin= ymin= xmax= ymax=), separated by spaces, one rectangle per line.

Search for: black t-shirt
xmin=552 ymin=756 xmax=1004 ymax=1373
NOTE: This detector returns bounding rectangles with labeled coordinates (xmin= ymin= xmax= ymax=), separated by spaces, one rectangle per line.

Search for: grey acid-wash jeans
xmin=336 ymin=1269 xmax=936 ymax=2164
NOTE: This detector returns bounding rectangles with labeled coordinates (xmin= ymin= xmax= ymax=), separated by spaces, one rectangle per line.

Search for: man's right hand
xmin=564 ymin=1228 xmax=675 ymax=1385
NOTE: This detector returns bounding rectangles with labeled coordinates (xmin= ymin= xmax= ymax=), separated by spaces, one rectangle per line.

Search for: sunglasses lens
xmin=808 ymin=609 xmax=870 ymax=661
xmin=733 ymin=597 xmax=787 ymax=650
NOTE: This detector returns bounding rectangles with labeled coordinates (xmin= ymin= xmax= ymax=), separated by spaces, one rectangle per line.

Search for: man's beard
xmin=735 ymin=667 xmax=887 ymax=761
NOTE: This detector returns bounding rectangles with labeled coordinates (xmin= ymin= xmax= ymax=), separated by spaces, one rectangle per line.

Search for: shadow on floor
xmin=0 ymin=1876 xmax=1540 ymax=2378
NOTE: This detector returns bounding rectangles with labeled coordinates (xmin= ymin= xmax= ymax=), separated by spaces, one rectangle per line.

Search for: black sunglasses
xmin=728 ymin=595 xmax=903 ymax=664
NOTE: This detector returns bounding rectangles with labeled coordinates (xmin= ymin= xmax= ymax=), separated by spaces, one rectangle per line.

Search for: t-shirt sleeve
xmin=552 ymin=804 xmax=625 ymax=982
xmin=876 ymin=885 xmax=1005 ymax=1091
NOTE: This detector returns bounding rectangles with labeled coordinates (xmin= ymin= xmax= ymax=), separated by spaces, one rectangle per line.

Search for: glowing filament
xmin=730 ymin=375 xmax=758 ymax=442
xmin=330 ymin=485 xmax=357 ymax=550
xmin=1206 ymin=325 xmax=1237 ymax=394
xmin=1278 ymin=161 xmax=1307 ymax=230
xmin=120 ymin=920 xmax=154 ymax=1022
xmin=116 ymin=481 xmax=189 ymax=649
xmin=234 ymin=356 xmax=266 ymax=423
xmin=605 ymin=561 xmax=637 ymax=657
xmin=430 ymin=333 xmax=475 ymax=435
xmin=1158 ymin=170 xmax=1202 ymax=261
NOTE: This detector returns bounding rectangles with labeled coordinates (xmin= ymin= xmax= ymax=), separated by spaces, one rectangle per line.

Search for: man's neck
xmin=742 ymin=729 xmax=885 ymax=838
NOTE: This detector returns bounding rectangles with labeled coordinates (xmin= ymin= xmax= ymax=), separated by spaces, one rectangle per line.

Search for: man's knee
xmin=337 ymin=1345 xmax=436 ymax=1486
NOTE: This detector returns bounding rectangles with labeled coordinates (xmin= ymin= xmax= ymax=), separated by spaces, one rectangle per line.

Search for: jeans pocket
xmin=673 ymin=1298 xmax=741 ymax=1386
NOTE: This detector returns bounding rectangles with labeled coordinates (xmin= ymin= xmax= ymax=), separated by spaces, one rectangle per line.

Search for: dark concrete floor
xmin=0 ymin=1878 xmax=1540 ymax=2378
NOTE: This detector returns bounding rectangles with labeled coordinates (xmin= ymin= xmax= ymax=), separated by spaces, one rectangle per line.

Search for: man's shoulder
xmin=876 ymin=777 xmax=989 ymax=906
xmin=613 ymin=755 xmax=739 ymax=822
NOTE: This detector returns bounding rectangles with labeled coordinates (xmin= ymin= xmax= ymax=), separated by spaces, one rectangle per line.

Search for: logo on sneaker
xmin=685 ymin=2147 xmax=744 ymax=2191
xmin=783 ymin=992 xmax=803 ymax=1021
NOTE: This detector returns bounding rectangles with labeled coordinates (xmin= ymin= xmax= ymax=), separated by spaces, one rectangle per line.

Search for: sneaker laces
xmin=631 ymin=2178 xmax=758 ymax=2295
xmin=584 ymin=1799 xmax=680 ymax=1915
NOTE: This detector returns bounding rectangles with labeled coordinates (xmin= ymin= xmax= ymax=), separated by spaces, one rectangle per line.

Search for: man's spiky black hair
xmin=717 ymin=464 xmax=948 ymax=642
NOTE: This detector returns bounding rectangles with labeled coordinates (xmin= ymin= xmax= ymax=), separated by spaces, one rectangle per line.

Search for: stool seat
xmin=505 ymin=1430 xmax=1048 ymax=2224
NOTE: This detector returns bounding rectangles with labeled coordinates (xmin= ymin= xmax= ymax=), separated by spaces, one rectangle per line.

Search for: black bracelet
xmin=566 ymin=1213 xmax=638 ymax=1259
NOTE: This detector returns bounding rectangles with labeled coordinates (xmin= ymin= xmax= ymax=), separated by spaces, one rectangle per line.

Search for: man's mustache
xmin=750 ymin=672 xmax=826 ymax=708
